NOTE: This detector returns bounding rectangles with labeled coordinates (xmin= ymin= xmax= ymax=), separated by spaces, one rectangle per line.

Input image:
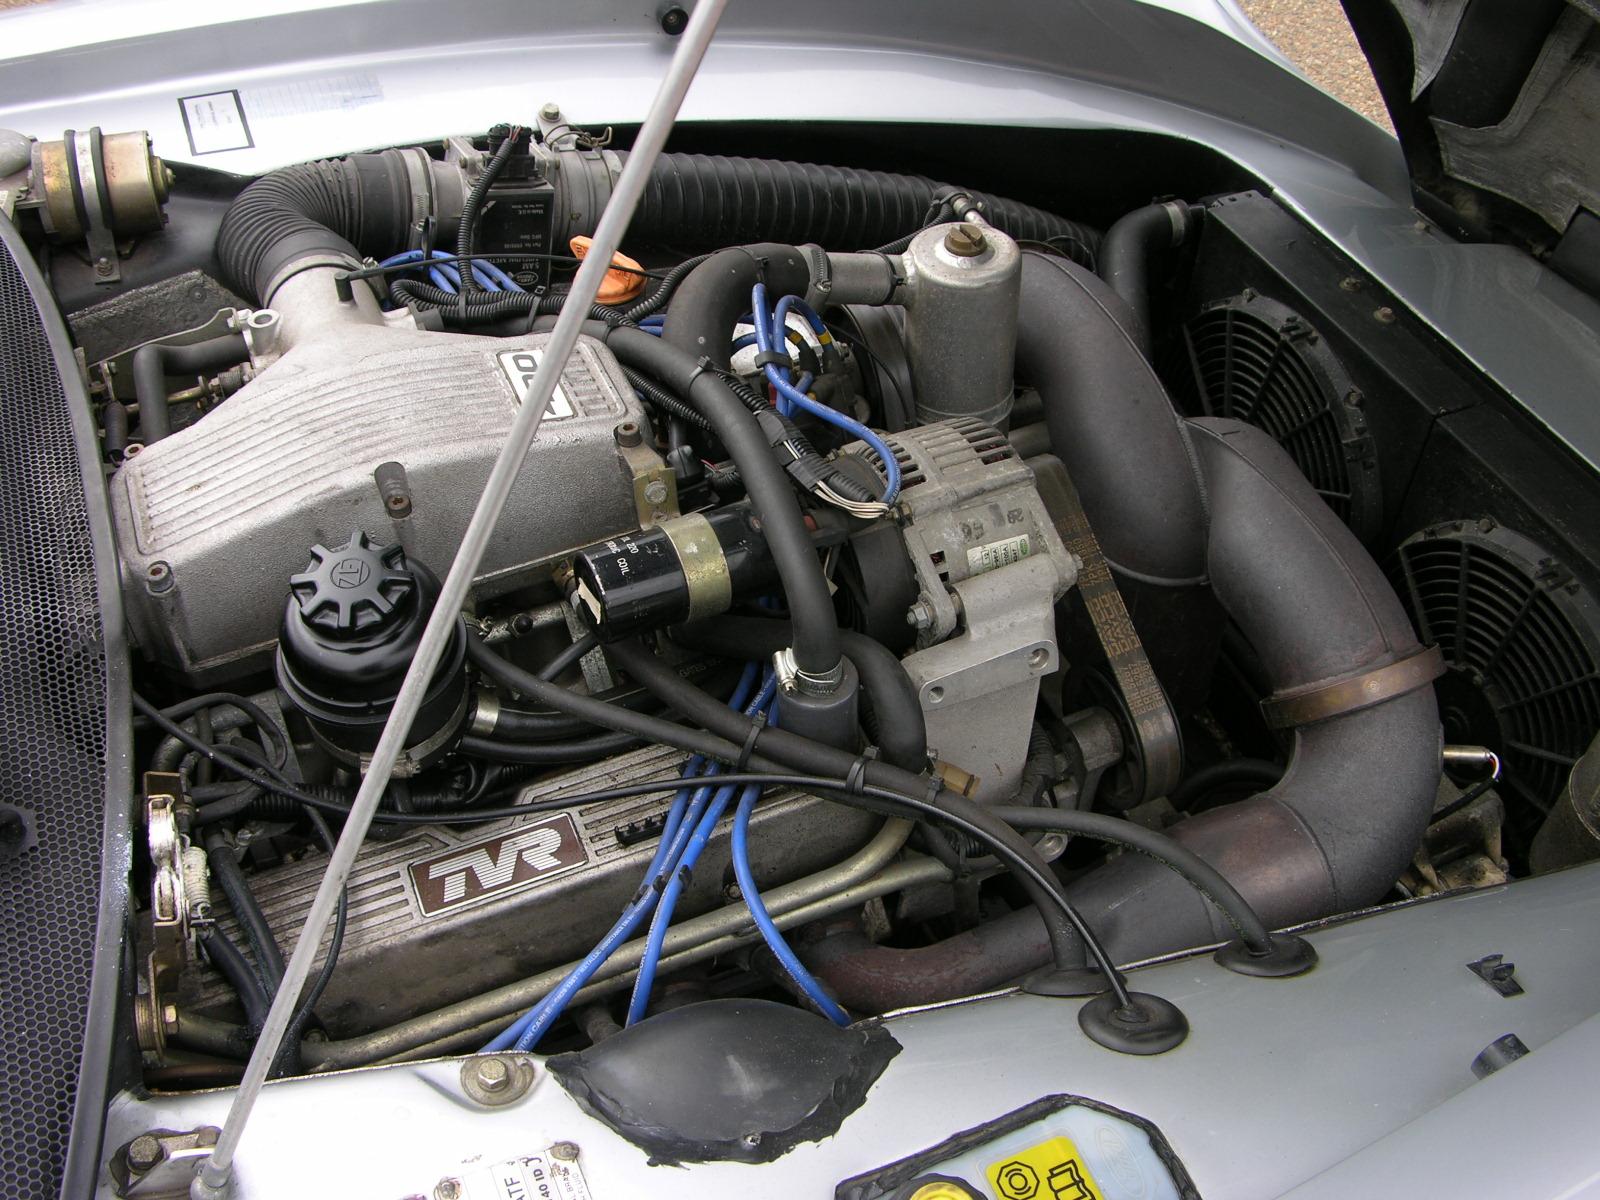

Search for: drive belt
xmin=1033 ymin=457 xmax=1183 ymax=803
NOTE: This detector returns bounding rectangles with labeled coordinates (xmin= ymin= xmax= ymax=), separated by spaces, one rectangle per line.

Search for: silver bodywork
xmin=100 ymin=862 xmax=1600 ymax=1199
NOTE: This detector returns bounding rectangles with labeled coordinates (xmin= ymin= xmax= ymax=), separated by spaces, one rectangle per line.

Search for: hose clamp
xmin=1260 ymin=644 xmax=1445 ymax=729
xmin=773 ymin=646 xmax=846 ymax=697
xmin=469 ymin=690 xmax=501 ymax=737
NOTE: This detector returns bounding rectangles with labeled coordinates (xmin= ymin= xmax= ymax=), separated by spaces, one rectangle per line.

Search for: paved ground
xmin=0 ymin=0 xmax=1389 ymax=130
xmin=1239 ymin=0 xmax=1391 ymax=127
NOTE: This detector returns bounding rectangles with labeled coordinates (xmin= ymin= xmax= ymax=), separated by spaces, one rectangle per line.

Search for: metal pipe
xmin=191 ymin=5 xmax=729 ymax=1191
xmin=293 ymin=817 xmax=915 ymax=1070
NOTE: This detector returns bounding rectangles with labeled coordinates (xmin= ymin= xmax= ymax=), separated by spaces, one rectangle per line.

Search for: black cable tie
xmin=686 ymin=356 xmax=716 ymax=391
xmin=751 ymin=349 xmax=792 ymax=371
xmin=733 ymin=246 xmax=771 ymax=282
xmin=735 ymin=710 xmax=769 ymax=773
xmin=845 ymin=746 xmax=879 ymax=795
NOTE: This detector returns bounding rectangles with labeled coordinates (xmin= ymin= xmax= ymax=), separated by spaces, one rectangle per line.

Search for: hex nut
xmin=474 ymin=1057 xmax=511 ymax=1092
xmin=126 ymin=1134 xmax=164 ymax=1172
xmin=460 ymin=1054 xmax=536 ymax=1106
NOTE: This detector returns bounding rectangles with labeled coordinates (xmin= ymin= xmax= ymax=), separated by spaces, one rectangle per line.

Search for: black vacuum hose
xmin=597 ymin=323 xmax=844 ymax=678
xmin=130 ymin=333 xmax=249 ymax=444
xmin=672 ymin=616 xmax=926 ymax=773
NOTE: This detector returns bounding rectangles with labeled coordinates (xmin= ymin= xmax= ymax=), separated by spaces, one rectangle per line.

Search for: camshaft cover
xmin=180 ymin=745 xmax=878 ymax=1036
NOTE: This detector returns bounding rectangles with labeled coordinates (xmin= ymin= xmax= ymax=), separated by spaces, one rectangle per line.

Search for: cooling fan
xmin=1392 ymin=521 xmax=1600 ymax=856
xmin=1165 ymin=291 xmax=1382 ymax=543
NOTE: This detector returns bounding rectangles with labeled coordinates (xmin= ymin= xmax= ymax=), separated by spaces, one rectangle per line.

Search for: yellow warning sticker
xmin=987 ymin=1136 xmax=1105 ymax=1200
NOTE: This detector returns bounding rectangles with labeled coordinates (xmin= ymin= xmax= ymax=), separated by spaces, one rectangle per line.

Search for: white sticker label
xmin=967 ymin=533 xmax=1031 ymax=574
xmin=497 ymin=350 xmax=575 ymax=419
xmin=178 ymin=90 xmax=253 ymax=156
xmin=453 ymin=1153 xmax=591 ymax=1200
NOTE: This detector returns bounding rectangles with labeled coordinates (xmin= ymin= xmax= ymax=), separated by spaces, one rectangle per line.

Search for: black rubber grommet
xmin=1213 ymin=932 xmax=1318 ymax=978
xmin=1078 ymin=991 xmax=1189 ymax=1056
xmin=1021 ymin=964 xmax=1116 ymax=998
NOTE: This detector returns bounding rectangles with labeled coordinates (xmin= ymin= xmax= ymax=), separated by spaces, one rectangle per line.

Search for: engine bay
xmin=9 ymin=102 xmax=1600 ymax=1147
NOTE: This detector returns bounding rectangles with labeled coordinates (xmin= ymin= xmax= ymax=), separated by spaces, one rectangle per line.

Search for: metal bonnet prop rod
xmin=190 ymin=3 xmax=731 ymax=1194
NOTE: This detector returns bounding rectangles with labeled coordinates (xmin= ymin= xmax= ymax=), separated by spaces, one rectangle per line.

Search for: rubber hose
xmin=623 ymin=152 xmax=1099 ymax=260
xmin=622 ymin=366 xmax=715 ymax=431
xmin=216 ymin=150 xmax=415 ymax=303
xmin=672 ymin=616 xmax=927 ymax=772
xmin=601 ymin=638 xmax=1085 ymax=968
xmin=459 ymin=730 xmax=642 ymax=763
xmin=660 ymin=243 xmax=812 ymax=371
xmin=598 ymin=323 xmax=844 ymax=678
xmin=198 ymin=928 xmax=271 ymax=1031
xmin=1097 ymin=201 xmax=1199 ymax=355
xmin=130 ymin=333 xmax=249 ymax=444
xmin=202 ymin=832 xmax=285 ymax=993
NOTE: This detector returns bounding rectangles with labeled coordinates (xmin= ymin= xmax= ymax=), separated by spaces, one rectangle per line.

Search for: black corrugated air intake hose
xmin=217 ymin=150 xmax=418 ymax=304
xmin=622 ymin=152 xmax=1099 ymax=260
xmin=803 ymin=257 xmax=1444 ymax=1011
xmin=216 ymin=147 xmax=1100 ymax=305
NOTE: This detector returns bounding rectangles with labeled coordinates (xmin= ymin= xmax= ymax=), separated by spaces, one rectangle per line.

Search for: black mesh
xmin=0 ymin=233 xmax=111 ymax=1199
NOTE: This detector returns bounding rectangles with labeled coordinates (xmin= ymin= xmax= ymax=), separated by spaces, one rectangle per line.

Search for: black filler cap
xmin=276 ymin=531 xmax=467 ymax=763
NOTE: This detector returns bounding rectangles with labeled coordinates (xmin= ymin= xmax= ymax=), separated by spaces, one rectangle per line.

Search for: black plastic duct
xmin=809 ymin=255 xmax=1443 ymax=1009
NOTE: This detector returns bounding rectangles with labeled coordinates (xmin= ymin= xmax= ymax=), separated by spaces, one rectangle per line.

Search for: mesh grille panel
xmin=0 ymin=233 xmax=110 ymax=1199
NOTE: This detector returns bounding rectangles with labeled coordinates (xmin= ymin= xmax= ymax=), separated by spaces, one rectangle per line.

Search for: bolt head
xmin=943 ymin=222 xmax=987 ymax=257
xmin=540 ymin=102 xmax=562 ymax=122
xmin=643 ymin=479 xmax=669 ymax=505
xmin=475 ymin=1056 xmax=511 ymax=1092
xmin=550 ymin=1141 xmax=580 ymax=1162
xmin=127 ymin=1134 xmax=164 ymax=1172
xmin=1373 ymin=306 xmax=1397 ymax=324
xmin=434 ymin=1179 xmax=463 ymax=1200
